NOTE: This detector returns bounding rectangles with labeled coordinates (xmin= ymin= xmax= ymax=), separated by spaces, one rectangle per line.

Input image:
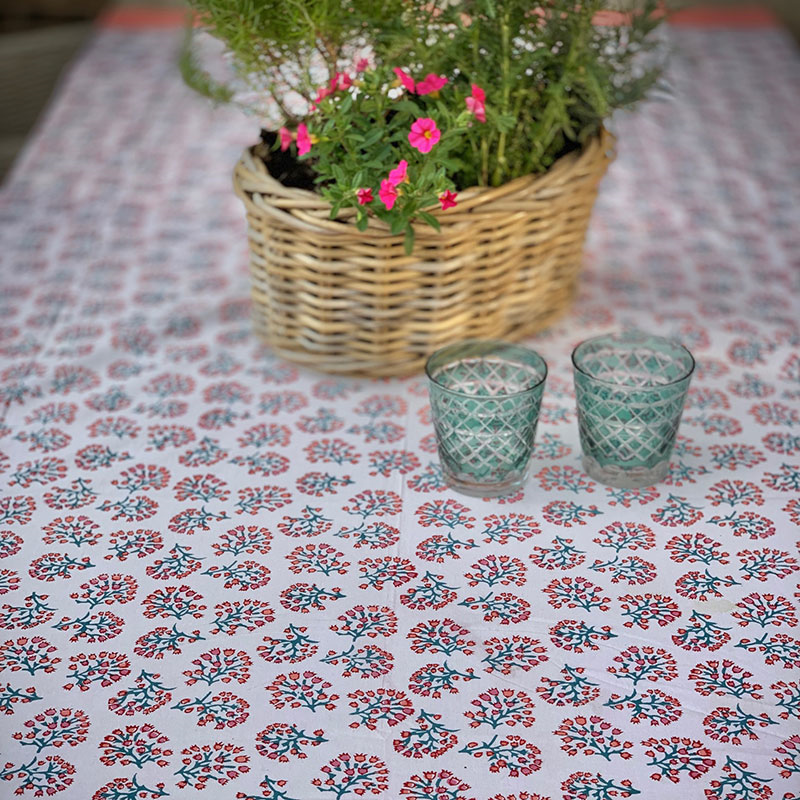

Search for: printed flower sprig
xmin=277 ymin=64 xmax=491 ymax=253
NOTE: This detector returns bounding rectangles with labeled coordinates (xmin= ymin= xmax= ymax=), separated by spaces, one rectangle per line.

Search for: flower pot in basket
xmin=233 ymin=128 xmax=615 ymax=378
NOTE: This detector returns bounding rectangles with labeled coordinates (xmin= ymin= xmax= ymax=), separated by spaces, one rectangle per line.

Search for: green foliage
xmin=184 ymin=0 xmax=664 ymax=243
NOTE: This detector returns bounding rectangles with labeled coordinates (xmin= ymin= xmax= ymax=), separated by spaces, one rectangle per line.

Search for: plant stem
xmin=492 ymin=9 xmax=512 ymax=186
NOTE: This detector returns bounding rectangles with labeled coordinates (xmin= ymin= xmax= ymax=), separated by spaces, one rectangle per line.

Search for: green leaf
xmin=361 ymin=128 xmax=386 ymax=147
xmin=404 ymin=225 xmax=415 ymax=255
xmin=418 ymin=211 xmax=441 ymax=232
xmin=390 ymin=216 xmax=407 ymax=236
xmin=393 ymin=99 xmax=424 ymax=116
xmin=356 ymin=212 xmax=369 ymax=231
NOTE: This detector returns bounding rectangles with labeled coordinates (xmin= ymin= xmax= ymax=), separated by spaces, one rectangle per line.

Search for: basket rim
xmin=234 ymin=126 xmax=615 ymax=232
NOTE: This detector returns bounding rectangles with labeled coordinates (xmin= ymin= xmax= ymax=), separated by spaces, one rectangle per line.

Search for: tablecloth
xmin=1 ymin=12 xmax=799 ymax=800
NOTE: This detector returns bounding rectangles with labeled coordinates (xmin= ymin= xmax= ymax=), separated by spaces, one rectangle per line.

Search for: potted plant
xmin=182 ymin=0 xmax=664 ymax=376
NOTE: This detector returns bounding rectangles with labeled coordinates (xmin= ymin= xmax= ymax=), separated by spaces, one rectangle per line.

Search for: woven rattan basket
xmin=234 ymin=128 xmax=614 ymax=377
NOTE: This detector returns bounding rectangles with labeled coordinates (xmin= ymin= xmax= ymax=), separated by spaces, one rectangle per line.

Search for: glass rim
xmin=425 ymin=339 xmax=548 ymax=399
xmin=571 ymin=330 xmax=695 ymax=389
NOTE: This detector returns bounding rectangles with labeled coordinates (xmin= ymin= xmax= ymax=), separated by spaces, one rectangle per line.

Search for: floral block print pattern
xmin=0 ymin=19 xmax=799 ymax=800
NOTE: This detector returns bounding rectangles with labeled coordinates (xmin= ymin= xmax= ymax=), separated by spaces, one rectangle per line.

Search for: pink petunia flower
xmin=313 ymin=86 xmax=333 ymax=107
xmin=331 ymin=72 xmax=353 ymax=92
xmin=388 ymin=160 xmax=409 ymax=186
xmin=378 ymin=180 xmax=399 ymax=210
xmin=439 ymin=190 xmax=458 ymax=210
xmin=278 ymin=127 xmax=293 ymax=151
xmin=393 ymin=67 xmax=416 ymax=93
xmin=465 ymin=84 xmax=486 ymax=122
xmin=357 ymin=188 xmax=374 ymax=205
xmin=416 ymin=73 xmax=448 ymax=95
xmin=408 ymin=118 xmax=441 ymax=153
xmin=296 ymin=123 xmax=312 ymax=156
xmin=355 ymin=57 xmax=370 ymax=73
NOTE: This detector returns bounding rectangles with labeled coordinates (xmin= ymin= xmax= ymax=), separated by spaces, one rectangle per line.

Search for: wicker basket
xmin=234 ymin=128 xmax=615 ymax=377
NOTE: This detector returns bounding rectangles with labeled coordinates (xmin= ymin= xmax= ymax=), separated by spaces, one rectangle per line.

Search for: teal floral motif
xmin=480 ymin=513 xmax=541 ymax=544
xmin=347 ymin=687 xmax=415 ymax=730
xmin=64 ymin=651 xmax=131 ymax=693
xmin=561 ymin=771 xmax=639 ymax=799
xmin=671 ymin=611 xmax=732 ymax=651
xmin=321 ymin=643 xmax=393 ymax=679
xmin=529 ymin=537 xmax=586 ymax=570
xmin=619 ymin=594 xmax=681 ymax=630
xmin=53 ymin=611 xmax=124 ymax=644
xmin=134 ymin=624 xmax=204 ymax=658
xmin=258 ymin=625 xmax=319 ymax=663
xmin=108 ymin=670 xmax=174 ymax=716
xmin=416 ymin=530 xmax=478 ymax=562
xmin=13 ymin=707 xmax=89 ymax=751
xmin=174 ymin=742 xmax=249 ymax=789
xmin=542 ymin=500 xmax=602 ymax=528
xmin=464 ymin=554 xmax=526 ymax=586
xmin=1 ymin=592 xmax=56 ymax=629
xmin=463 ymin=687 xmax=536 ymax=729
xmin=554 ymin=715 xmax=633 ymax=761
xmin=549 ymin=619 xmax=616 ymax=652
xmin=737 ymin=548 xmax=799 ymax=582
xmin=145 ymin=544 xmax=203 ymax=580
xmin=771 ymin=733 xmax=800 ymax=779
xmin=604 ymin=688 xmax=683 ymax=726
xmin=537 ymin=665 xmax=600 ymax=707
xmin=460 ymin=734 xmax=542 ymax=777
xmin=267 ymin=671 xmax=338 ymax=712
xmin=311 ymin=753 xmax=388 ymax=799
xmin=702 ymin=704 xmax=777 ymax=745
xmin=91 ymin=775 xmax=168 ymax=800
xmin=407 ymin=462 xmax=447 ymax=493
xmin=735 ymin=633 xmax=800 ymax=669
xmin=675 ymin=569 xmax=739 ymax=601
xmin=400 ymin=571 xmax=458 ymax=609
xmin=0 ymin=635 xmax=60 ymax=675
xmin=183 ymin=648 xmax=251 ymax=686
xmin=732 ymin=593 xmax=797 ymax=628
xmin=172 ymin=690 xmax=249 ymax=729
xmin=98 ymin=723 xmax=172 ymax=767
xmin=28 ymin=552 xmax=94 ymax=582
xmin=651 ymin=494 xmax=704 ymax=527
xmin=772 ymin=680 xmax=800 ymax=719
xmin=255 ymin=723 xmax=327 ymax=761
xmin=482 ymin=635 xmax=547 ymax=673
xmin=665 ymin=532 xmax=730 ymax=564
xmin=642 ymin=737 xmax=715 ymax=783
xmin=689 ymin=660 xmax=764 ymax=699
xmin=0 ymin=755 xmax=76 ymax=796
xmin=408 ymin=662 xmax=478 ymax=698
xmin=237 ymin=775 xmax=301 ymax=800
xmin=0 ymin=683 xmax=41 ymax=714
xmin=393 ymin=710 xmax=459 ymax=758
xmin=210 ymin=599 xmax=274 ymax=635
xmin=459 ymin=591 xmax=531 ymax=624
xmin=704 ymin=756 xmax=772 ymax=800
xmin=399 ymin=770 xmax=472 ymax=800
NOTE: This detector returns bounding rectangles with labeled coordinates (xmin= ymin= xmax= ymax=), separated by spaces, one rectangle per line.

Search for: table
xmin=1 ymin=9 xmax=799 ymax=800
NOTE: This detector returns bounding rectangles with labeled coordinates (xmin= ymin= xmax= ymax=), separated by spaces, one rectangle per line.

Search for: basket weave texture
xmin=234 ymin=128 xmax=614 ymax=377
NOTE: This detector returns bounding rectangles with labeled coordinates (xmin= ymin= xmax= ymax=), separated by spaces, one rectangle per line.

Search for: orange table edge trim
xmin=97 ymin=4 xmax=779 ymax=30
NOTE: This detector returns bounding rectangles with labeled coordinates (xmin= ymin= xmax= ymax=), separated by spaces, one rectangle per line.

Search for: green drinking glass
xmin=572 ymin=331 xmax=695 ymax=488
xmin=426 ymin=340 xmax=547 ymax=497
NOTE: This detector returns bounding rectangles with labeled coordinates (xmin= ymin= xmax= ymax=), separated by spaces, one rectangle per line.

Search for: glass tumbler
xmin=572 ymin=331 xmax=695 ymax=488
xmin=426 ymin=340 xmax=547 ymax=497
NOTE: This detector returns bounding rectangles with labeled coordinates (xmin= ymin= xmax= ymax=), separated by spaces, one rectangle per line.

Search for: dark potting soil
xmin=257 ymin=129 xmax=318 ymax=190
xmin=256 ymin=127 xmax=584 ymax=192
